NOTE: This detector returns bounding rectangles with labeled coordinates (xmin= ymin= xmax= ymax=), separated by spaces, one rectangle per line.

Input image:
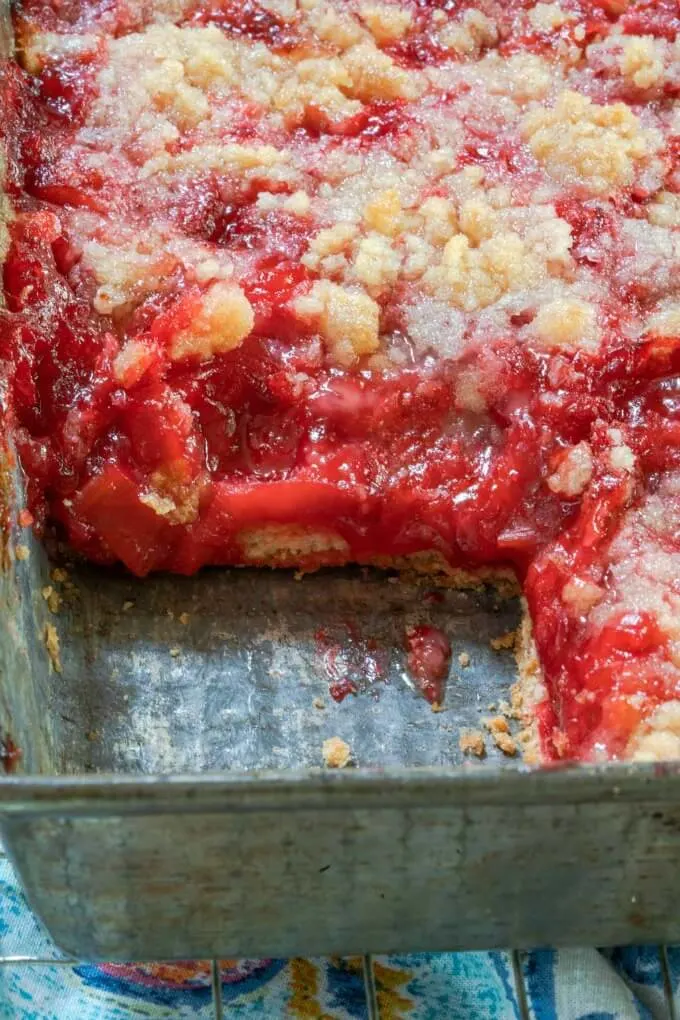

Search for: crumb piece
xmin=113 ymin=339 xmax=153 ymax=387
xmin=510 ymin=681 xmax=524 ymax=714
xmin=293 ymin=280 xmax=380 ymax=365
xmin=609 ymin=443 xmax=636 ymax=474
xmin=431 ymin=702 xmax=445 ymax=713
xmin=44 ymin=623 xmax=62 ymax=673
xmin=620 ymin=35 xmax=664 ymax=90
xmin=499 ymin=698 xmax=522 ymax=721
xmin=485 ymin=714 xmax=510 ymax=734
xmin=484 ymin=715 xmax=517 ymax=756
xmin=459 ymin=728 xmax=486 ymax=757
xmin=322 ymin=736 xmax=352 ymax=768
xmin=18 ymin=509 xmax=34 ymax=528
xmin=341 ymin=39 xmax=420 ymax=103
xmin=86 ymin=729 xmax=100 ymax=742
xmin=562 ymin=576 xmax=604 ymax=614
xmin=15 ymin=544 xmax=29 ymax=561
xmin=41 ymin=585 xmax=62 ymax=614
xmin=522 ymin=90 xmax=658 ymax=196
xmin=552 ymin=728 xmax=569 ymax=757
xmin=458 ymin=651 xmax=470 ymax=667
xmin=439 ymin=9 xmax=498 ymax=56
xmin=178 ymin=612 xmax=190 ymax=625
xmin=547 ymin=441 xmax=594 ymax=496
xmin=491 ymin=730 xmax=517 ymax=754
xmin=170 ymin=282 xmax=254 ymax=361
xmin=363 ymin=188 xmax=404 ymax=236
xmin=490 ymin=629 xmax=517 ymax=651
xmin=169 ymin=646 xmax=181 ymax=658
xmin=494 ymin=731 xmax=517 ymax=756
xmin=360 ymin=4 xmax=413 ymax=45
xmin=627 ymin=701 xmax=680 ymax=761
xmin=122 ymin=600 xmax=134 ymax=611
xmin=487 ymin=702 xmax=497 ymax=712
xmin=517 ymin=727 xmax=532 ymax=747
xmin=313 ymin=697 xmax=326 ymax=710
xmin=283 ymin=190 xmax=311 ymax=215
xmin=51 ymin=567 xmax=69 ymax=583
xmin=528 ymin=2 xmax=574 ymax=30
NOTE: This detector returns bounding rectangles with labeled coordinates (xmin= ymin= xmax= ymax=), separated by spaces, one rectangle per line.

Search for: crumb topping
xmin=20 ymin=1 xmax=675 ymax=373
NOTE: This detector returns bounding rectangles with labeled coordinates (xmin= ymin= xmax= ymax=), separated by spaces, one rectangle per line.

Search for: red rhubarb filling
xmin=2 ymin=0 xmax=680 ymax=762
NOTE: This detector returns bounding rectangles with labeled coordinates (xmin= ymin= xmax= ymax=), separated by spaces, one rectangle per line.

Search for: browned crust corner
xmin=366 ymin=550 xmax=521 ymax=596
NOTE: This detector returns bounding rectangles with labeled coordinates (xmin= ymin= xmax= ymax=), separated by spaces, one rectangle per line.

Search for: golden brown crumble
xmin=459 ymin=728 xmax=486 ymax=758
xmin=490 ymin=629 xmax=517 ymax=652
xmin=484 ymin=715 xmax=518 ymax=756
xmin=41 ymin=585 xmax=62 ymax=614
xmin=322 ymin=736 xmax=352 ymax=768
xmin=43 ymin=623 xmax=62 ymax=674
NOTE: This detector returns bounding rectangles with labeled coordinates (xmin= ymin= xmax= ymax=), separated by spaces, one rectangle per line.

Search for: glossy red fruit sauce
xmin=2 ymin=0 xmax=680 ymax=763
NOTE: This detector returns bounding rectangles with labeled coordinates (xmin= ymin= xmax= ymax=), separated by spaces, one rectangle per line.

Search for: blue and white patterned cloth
xmin=0 ymin=850 xmax=677 ymax=1018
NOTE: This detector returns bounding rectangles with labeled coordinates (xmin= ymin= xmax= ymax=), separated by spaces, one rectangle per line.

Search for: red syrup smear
xmin=315 ymin=626 xmax=389 ymax=703
xmin=1 ymin=735 xmax=21 ymax=774
xmin=404 ymin=625 xmax=452 ymax=707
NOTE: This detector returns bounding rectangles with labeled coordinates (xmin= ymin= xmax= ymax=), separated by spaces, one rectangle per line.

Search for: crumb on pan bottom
xmin=322 ymin=736 xmax=352 ymax=769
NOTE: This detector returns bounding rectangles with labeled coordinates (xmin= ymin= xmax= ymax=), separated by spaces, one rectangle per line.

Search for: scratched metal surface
xmin=3 ymin=525 xmax=522 ymax=776
xmin=51 ymin=563 xmax=522 ymax=775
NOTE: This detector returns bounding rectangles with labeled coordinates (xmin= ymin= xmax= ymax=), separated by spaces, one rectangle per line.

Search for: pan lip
xmin=0 ymin=760 xmax=678 ymax=818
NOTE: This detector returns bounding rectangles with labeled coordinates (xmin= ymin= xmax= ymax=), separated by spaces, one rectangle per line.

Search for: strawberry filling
xmin=2 ymin=0 xmax=680 ymax=762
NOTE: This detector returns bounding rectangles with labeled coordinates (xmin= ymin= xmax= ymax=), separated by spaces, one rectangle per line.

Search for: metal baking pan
xmin=3 ymin=10 xmax=680 ymax=961
xmin=4 ymin=453 xmax=680 ymax=962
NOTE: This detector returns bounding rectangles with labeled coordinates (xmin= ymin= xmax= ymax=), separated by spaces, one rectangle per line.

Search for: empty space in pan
xmin=0 ymin=501 xmax=523 ymax=776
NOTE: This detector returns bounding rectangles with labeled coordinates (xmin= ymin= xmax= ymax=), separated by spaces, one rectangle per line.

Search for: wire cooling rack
xmin=4 ymin=948 xmax=679 ymax=1018
xmin=0 ymin=831 xmax=678 ymax=1020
